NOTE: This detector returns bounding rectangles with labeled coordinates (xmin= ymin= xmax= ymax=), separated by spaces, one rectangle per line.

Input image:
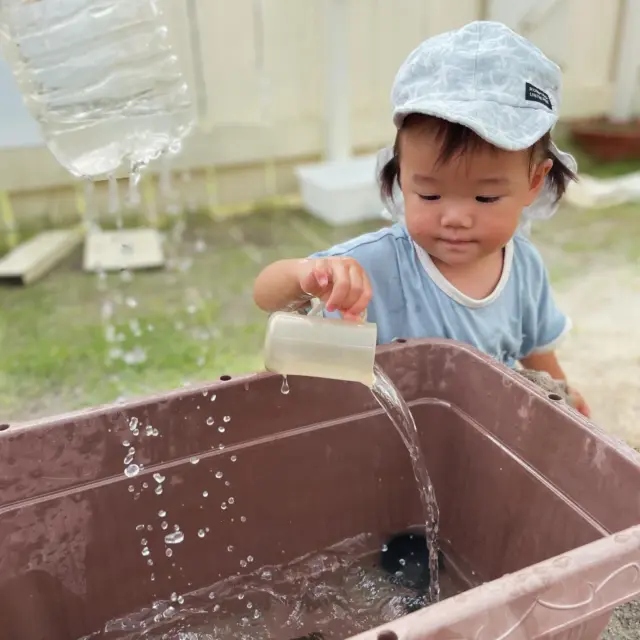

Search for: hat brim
xmin=393 ymin=99 xmax=557 ymax=151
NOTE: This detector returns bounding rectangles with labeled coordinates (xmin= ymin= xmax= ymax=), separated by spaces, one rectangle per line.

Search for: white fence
xmin=0 ymin=0 xmax=637 ymax=223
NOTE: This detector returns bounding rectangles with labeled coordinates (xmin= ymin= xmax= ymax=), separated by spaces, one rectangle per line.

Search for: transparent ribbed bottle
xmin=0 ymin=0 xmax=195 ymax=178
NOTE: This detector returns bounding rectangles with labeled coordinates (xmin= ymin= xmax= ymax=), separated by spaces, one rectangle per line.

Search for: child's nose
xmin=440 ymin=204 xmax=473 ymax=228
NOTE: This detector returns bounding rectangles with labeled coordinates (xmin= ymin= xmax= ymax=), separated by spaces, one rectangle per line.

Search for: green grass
xmin=0 ymin=209 xmax=379 ymax=422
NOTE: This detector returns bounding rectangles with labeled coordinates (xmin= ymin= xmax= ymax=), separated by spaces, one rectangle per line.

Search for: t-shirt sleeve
xmin=518 ymin=238 xmax=572 ymax=358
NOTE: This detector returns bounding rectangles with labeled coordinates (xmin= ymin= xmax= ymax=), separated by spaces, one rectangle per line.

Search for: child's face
xmin=399 ymin=127 xmax=551 ymax=266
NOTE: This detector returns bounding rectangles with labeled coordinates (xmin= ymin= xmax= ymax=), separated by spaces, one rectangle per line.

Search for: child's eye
xmin=476 ymin=196 xmax=501 ymax=203
xmin=419 ymin=195 xmax=440 ymax=201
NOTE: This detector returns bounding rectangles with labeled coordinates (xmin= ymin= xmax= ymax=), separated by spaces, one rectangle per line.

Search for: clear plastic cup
xmin=263 ymin=301 xmax=378 ymax=387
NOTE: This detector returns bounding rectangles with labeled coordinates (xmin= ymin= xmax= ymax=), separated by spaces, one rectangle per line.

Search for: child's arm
xmin=253 ymin=259 xmax=309 ymax=313
xmin=520 ymin=351 xmax=590 ymax=417
xmin=520 ymin=350 xmax=565 ymax=381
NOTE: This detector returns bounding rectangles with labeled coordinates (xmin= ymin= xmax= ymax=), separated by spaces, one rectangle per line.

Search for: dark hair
xmin=380 ymin=113 xmax=577 ymax=203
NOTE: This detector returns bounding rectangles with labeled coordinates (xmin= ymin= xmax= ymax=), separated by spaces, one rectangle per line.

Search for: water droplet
xmin=125 ymin=464 xmax=140 ymax=478
xmin=152 ymin=428 xmax=159 ymax=437
xmin=166 ymin=548 xmax=173 ymax=558
xmin=247 ymin=602 xmax=253 ymax=609
xmin=382 ymin=544 xmax=388 ymax=552
xmin=128 ymin=447 xmax=135 ymax=455
xmin=141 ymin=538 xmax=148 ymax=545
xmin=132 ymin=429 xmax=140 ymax=436
xmin=227 ymin=545 xmax=234 ymax=553
xmin=123 ymin=440 xmax=130 ymax=447
xmin=206 ymin=417 xmax=214 ymax=426
xmin=129 ymin=417 xmax=139 ymax=430
xmin=143 ymin=482 xmax=149 ymax=489
xmin=228 ymin=497 xmax=235 ymax=505
xmin=171 ymin=592 xmax=178 ymax=602
xmin=399 ymin=558 xmax=406 ymax=566
xmin=151 ymin=573 xmax=156 ymax=581
xmin=203 ymin=491 xmax=209 ymax=498
xmin=281 ymin=376 xmax=290 ymax=395
xmin=158 ymin=510 xmax=167 ymax=517
xmin=163 ymin=606 xmax=175 ymax=619
xmin=161 ymin=521 xmax=168 ymax=530
xmin=221 ymin=502 xmax=227 ymax=510
xmin=209 ymin=592 xmax=216 ymax=600
xmin=174 ymin=524 xmax=180 ymax=531
xmin=147 ymin=524 xmax=153 ymax=531
xmin=124 ymin=454 xmax=134 ymax=465
xmin=261 ymin=570 xmax=272 ymax=581
xmin=165 ymin=531 xmax=185 ymax=545
xmin=136 ymin=524 xmax=144 ymax=531
xmin=223 ymin=416 xmax=231 ymax=423
xmin=146 ymin=425 xmax=154 ymax=436
xmin=142 ymin=547 xmax=150 ymax=557
xmin=147 ymin=559 xmax=154 ymax=566
xmin=215 ymin=471 xmax=223 ymax=479
xmin=128 ymin=485 xmax=135 ymax=493
xmin=198 ymin=529 xmax=206 ymax=538
xmin=218 ymin=426 xmax=225 ymax=433
xmin=203 ymin=391 xmax=209 ymax=397
xmin=190 ymin=457 xmax=200 ymax=465
xmin=218 ymin=444 xmax=225 ymax=450
xmin=240 ymin=516 xmax=247 ymax=523
xmin=155 ymin=486 xmax=163 ymax=495
xmin=247 ymin=555 xmax=254 ymax=563
xmin=240 ymin=559 xmax=247 ymax=568
xmin=213 ymin=604 xmax=220 ymax=612
xmin=153 ymin=473 xmax=166 ymax=484
xmin=230 ymin=455 xmax=237 ymax=462
xmin=210 ymin=394 xmax=217 ymax=402
xmin=238 ymin=593 xmax=245 ymax=600
xmin=178 ymin=595 xmax=184 ymax=605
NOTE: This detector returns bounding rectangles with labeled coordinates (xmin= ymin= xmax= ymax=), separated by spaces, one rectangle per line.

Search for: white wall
xmin=0 ymin=0 xmax=635 ymax=219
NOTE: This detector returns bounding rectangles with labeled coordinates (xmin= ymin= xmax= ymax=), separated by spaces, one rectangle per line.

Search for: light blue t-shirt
xmin=309 ymin=224 xmax=570 ymax=368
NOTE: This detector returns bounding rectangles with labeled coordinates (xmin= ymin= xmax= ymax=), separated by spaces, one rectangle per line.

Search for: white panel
xmin=196 ymin=0 xmax=263 ymax=127
xmin=260 ymin=0 xmax=325 ymax=122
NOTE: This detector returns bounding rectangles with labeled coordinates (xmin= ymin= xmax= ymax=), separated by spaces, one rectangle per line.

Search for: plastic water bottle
xmin=0 ymin=0 xmax=195 ymax=178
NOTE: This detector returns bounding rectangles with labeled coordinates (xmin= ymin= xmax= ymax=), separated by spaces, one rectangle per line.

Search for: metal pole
xmin=325 ymin=0 xmax=350 ymax=162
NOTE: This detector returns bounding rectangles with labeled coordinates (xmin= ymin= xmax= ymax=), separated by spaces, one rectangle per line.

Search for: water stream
xmin=371 ymin=363 xmax=440 ymax=603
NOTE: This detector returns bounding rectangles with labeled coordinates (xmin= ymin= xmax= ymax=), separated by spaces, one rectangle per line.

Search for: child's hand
xmin=569 ymin=386 xmax=591 ymax=418
xmin=298 ymin=257 xmax=372 ymax=320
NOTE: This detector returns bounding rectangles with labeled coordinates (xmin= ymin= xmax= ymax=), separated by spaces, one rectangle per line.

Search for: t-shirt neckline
xmin=413 ymin=239 xmax=514 ymax=309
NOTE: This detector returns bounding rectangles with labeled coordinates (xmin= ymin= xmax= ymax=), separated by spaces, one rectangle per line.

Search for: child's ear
xmin=525 ymin=159 xmax=553 ymax=205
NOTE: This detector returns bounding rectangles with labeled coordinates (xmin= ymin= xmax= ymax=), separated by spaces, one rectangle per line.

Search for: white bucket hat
xmin=378 ymin=20 xmax=577 ymax=230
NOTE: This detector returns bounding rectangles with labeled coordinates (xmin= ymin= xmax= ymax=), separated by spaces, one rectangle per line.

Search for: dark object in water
xmin=380 ymin=532 xmax=444 ymax=592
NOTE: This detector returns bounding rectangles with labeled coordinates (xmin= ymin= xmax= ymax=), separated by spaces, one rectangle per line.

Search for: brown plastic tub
xmin=1 ymin=339 xmax=639 ymax=640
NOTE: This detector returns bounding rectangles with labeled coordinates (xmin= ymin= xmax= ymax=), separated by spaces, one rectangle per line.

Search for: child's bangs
xmin=401 ymin=113 xmax=496 ymax=167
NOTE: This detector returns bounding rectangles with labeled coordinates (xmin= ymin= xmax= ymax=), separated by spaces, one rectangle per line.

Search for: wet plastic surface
xmin=1 ymin=339 xmax=639 ymax=640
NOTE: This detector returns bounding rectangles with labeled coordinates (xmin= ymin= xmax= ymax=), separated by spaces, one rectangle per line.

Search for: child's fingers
xmin=345 ymin=270 xmax=372 ymax=319
xmin=338 ymin=262 xmax=365 ymax=314
xmin=299 ymin=259 xmax=330 ymax=296
xmin=325 ymin=259 xmax=351 ymax=312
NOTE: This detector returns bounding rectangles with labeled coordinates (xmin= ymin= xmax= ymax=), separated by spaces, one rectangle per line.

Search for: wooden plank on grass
xmin=83 ymin=228 xmax=165 ymax=273
xmin=0 ymin=228 xmax=83 ymax=285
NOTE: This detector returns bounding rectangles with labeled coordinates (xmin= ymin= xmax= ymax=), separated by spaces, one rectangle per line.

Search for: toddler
xmin=254 ymin=21 xmax=589 ymax=416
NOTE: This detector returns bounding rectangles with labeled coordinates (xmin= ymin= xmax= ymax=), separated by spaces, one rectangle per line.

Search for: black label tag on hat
xmin=525 ymin=82 xmax=553 ymax=109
